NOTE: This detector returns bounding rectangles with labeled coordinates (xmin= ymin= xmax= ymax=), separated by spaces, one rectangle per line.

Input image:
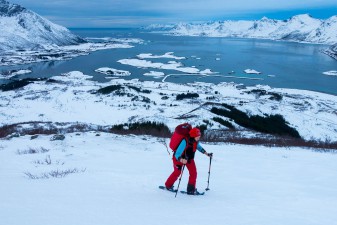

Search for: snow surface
xmin=118 ymin=58 xmax=200 ymax=74
xmin=0 ymin=69 xmax=31 ymax=79
xmin=0 ymin=132 xmax=337 ymax=225
xmin=118 ymin=52 xmax=216 ymax=76
xmin=95 ymin=67 xmax=131 ymax=77
xmin=143 ymin=71 xmax=165 ymax=78
xmin=323 ymin=70 xmax=337 ymax=76
xmin=137 ymin=52 xmax=186 ymax=60
xmin=244 ymin=69 xmax=262 ymax=74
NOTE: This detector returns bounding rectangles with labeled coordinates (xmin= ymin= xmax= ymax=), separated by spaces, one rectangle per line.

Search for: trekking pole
xmin=163 ymin=141 xmax=170 ymax=155
xmin=205 ymin=153 xmax=213 ymax=191
xmin=175 ymin=165 xmax=185 ymax=198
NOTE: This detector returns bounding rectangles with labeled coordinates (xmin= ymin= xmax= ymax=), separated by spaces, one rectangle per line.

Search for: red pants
xmin=165 ymin=158 xmax=197 ymax=188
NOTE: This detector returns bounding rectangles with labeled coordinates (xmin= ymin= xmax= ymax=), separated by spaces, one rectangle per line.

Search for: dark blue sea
xmin=1 ymin=28 xmax=337 ymax=95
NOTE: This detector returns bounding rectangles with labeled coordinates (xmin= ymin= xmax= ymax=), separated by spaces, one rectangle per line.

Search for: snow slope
xmin=0 ymin=0 xmax=85 ymax=51
xmin=0 ymin=132 xmax=336 ymax=225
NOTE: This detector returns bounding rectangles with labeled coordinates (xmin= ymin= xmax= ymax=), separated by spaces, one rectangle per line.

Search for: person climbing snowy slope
xmin=165 ymin=124 xmax=212 ymax=195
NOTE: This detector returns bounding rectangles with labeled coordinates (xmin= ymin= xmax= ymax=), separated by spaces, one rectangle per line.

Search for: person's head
xmin=189 ymin=127 xmax=201 ymax=141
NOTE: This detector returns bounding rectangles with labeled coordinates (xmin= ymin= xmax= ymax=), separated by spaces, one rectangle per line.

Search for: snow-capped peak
xmin=326 ymin=15 xmax=337 ymax=23
xmin=287 ymin=14 xmax=321 ymax=26
xmin=260 ymin=16 xmax=273 ymax=22
xmin=0 ymin=0 xmax=25 ymax=17
xmin=0 ymin=0 xmax=85 ymax=51
xmin=289 ymin=13 xmax=313 ymax=20
xmin=257 ymin=16 xmax=279 ymax=24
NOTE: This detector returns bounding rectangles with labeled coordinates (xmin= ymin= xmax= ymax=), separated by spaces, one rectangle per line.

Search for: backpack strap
xmin=174 ymin=138 xmax=188 ymax=160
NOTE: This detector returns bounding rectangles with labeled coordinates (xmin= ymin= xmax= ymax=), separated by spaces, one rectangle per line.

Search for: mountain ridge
xmin=145 ymin=14 xmax=337 ymax=45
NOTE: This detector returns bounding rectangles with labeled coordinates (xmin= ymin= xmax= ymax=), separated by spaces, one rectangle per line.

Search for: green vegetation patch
xmin=176 ymin=93 xmax=199 ymax=100
xmin=126 ymin=85 xmax=151 ymax=94
xmin=0 ymin=78 xmax=45 ymax=92
xmin=246 ymin=89 xmax=283 ymax=101
xmin=110 ymin=121 xmax=171 ymax=137
xmin=211 ymin=103 xmax=300 ymax=138
xmin=213 ymin=117 xmax=234 ymax=129
xmin=96 ymin=85 xmax=124 ymax=94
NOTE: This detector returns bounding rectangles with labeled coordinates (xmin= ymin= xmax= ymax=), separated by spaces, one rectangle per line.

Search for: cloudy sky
xmin=11 ymin=0 xmax=337 ymax=28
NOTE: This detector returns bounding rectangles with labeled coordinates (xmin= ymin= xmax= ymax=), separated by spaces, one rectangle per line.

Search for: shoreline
xmin=1 ymin=33 xmax=336 ymax=96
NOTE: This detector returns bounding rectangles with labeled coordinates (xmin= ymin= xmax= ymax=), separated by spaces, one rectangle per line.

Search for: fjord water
xmin=2 ymin=28 xmax=337 ymax=95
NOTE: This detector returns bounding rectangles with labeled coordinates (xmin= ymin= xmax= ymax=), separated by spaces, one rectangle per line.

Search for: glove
xmin=205 ymin=152 xmax=213 ymax=157
xmin=179 ymin=157 xmax=188 ymax=164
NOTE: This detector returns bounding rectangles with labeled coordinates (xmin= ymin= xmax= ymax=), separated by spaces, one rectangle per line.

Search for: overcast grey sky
xmin=11 ymin=0 xmax=337 ymax=28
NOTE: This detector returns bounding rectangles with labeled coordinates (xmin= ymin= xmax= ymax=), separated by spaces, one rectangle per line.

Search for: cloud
xmin=11 ymin=0 xmax=337 ymax=27
xmin=14 ymin=0 xmax=337 ymax=14
xmin=47 ymin=15 xmax=177 ymax=28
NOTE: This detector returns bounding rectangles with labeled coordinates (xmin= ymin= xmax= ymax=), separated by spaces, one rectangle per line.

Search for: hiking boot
xmin=166 ymin=185 xmax=174 ymax=191
xmin=187 ymin=183 xmax=196 ymax=195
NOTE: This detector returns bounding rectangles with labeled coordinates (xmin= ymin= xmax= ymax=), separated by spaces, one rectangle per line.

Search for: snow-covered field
xmin=1 ymin=70 xmax=337 ymax=142
xmin=1 ymin=132 xmax=337 ymax=225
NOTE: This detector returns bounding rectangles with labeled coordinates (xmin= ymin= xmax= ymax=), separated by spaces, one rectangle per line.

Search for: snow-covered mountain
xmin=0 ymin=0 xmax=85 ymax=51
xmin=146 ymin=14 xmax=337 ymax=45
